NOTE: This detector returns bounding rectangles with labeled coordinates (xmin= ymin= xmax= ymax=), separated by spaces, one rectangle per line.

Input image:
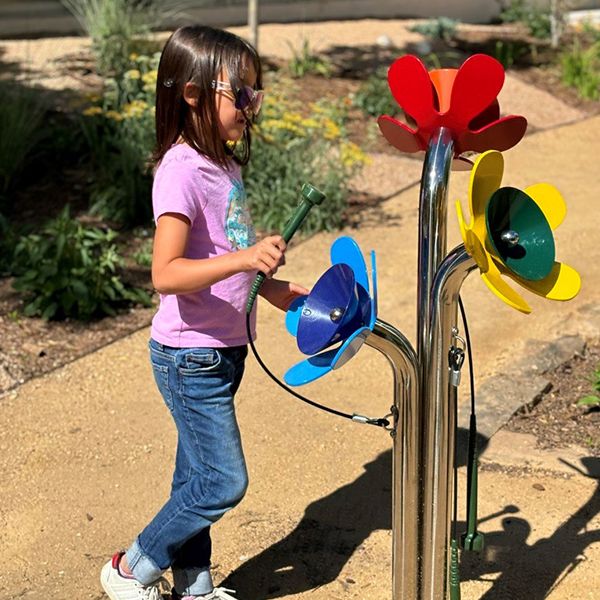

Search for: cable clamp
xmin=352 ymin=413 xmax=392 ymax=429
xmin=448 ymin=344 xmax=465 ymax=388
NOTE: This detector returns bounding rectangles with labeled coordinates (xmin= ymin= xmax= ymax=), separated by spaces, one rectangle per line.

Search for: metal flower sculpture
xmin=284 ymin=236 xmax=377 ymax=386
xmin=378 ymin=54 xmax=528 ymax=158
xmin=456 ymin=150 xmax=581 ymax=314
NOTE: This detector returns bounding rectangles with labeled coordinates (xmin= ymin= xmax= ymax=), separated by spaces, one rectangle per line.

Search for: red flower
xmin=378 ymin=54 xmax=527 ymax=157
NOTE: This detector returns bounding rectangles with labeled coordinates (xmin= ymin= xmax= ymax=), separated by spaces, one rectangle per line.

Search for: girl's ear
xmin=183 ymin=82 xmax=200 ymax=107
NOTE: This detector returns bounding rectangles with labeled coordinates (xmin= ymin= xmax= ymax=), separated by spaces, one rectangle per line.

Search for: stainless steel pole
xmin=367 ymin=321 xmax=419 ymax=600
xmin=416 ymin=127 xmax=455 ymax=600
xmin=421 ymin=246 xmax=476 ymax=599
xmin=248 ymin=0 xmax=259 ymax=50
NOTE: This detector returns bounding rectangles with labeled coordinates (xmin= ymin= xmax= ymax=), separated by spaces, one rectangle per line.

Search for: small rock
xmin=376 ymin=34 xmax=392 ymax=48
xmin=533 ymin=483 xmax=545 ymax=491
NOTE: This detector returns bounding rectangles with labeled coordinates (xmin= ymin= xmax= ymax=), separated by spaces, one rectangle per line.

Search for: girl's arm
xmin=259 ymin=278 xmax=309 ymax=312
xmin=152 ymin=213 xmax=286 ymax=295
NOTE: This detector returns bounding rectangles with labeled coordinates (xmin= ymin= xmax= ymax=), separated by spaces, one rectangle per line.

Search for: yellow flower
xmin=142 ymin=70 xmax=157 ymax=85
xmin=322 ymin=118 xmax=341 ymax=140
xmin=456 ymin=150 xmax=581 ymax=314
xmin=129 ymin=52 xmax=140 ymax=61
xmin=124 ymin=69 xmax=141 ymax=79
xmin=122 ymin=99 xmax=150 ymax=118
xmin=340 ymin=141 xmax=370 ymax=167
xmin=83 ymin=106 xmax=103 ymax=117
xmin=105 ymin=110 xmax=123 ymax=121
xmin=301 ymin=118 xmax=319 ymax=129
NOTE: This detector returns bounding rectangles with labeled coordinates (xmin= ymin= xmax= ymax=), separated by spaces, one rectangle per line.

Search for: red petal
xmin=388 ymin=55 xmax=435 ymax=126
xmin=377 ymin=115 xmax=424 ymax=153
xmin=450 ymin=54 xmax=505 ymax=126
xmin=457 ymin=115 xmax=528 ymax=154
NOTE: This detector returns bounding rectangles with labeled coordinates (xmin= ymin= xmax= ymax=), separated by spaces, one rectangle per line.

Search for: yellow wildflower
xmin=105 ymin=110 xmax=123 ymax=121
xmin=124 ymin=69 xmax=141 ymax=79
xmin=301 ymin=118 xmax=319 ymax=129
xmin=142 ymin=70 xmax=158 ymax=85
xmin=322 ymin=118 xmax=341 ymax=140
xmin=83 ymin=106 xmax=103 ymax=117
xmin=122 ymin=99 xmax=150 ymax=118
xmin=340 ymin=141 xmax=370 ymax=168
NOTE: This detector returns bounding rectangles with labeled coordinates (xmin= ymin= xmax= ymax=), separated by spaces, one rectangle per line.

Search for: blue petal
xmin=330 ymin=236 xmax=370 ymax=294
xmin=284 ymin=347 xmax=339 ymax=386
xmin=370 ymin=250 xmax=378 ymax=327
xmin=285 ymin=295 xmax=307 ymax=337
xmin=331 ymin=327 xmax=371 ymax=370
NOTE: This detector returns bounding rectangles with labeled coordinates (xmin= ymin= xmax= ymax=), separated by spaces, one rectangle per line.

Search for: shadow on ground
xmin=222 ymin=440 xmax=600 ymax=599
xmin=221 ymin=428 xmax=488 ymax=597
xmin=462 ymin=456 xmax=600 ymax=600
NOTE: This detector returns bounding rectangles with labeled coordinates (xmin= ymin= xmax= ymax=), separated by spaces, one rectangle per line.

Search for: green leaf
xmin=577 ymin=395 xmax=600 ymax=406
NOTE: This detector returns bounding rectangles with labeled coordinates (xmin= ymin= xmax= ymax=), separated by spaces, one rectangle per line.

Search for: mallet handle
xmin=246 ymin=183 xmax=325 ymax=314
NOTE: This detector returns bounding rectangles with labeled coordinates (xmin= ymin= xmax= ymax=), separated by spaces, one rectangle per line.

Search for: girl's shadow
xmin=222 ymin=448 xmax=393 ymax=597
xmin=221 ymin=429 xmax=488 ymax=598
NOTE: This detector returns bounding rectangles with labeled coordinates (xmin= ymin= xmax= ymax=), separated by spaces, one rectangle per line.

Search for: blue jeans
xmin=126 ymin=339 xmax=249 ymax=595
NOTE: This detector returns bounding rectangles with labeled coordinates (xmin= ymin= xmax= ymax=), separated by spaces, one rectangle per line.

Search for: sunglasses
xmin=212 ymin=80 xmax=264 ymax=116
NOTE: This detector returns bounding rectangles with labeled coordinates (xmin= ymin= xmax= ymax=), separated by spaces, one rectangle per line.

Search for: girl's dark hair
xmin=153 ymin=25 xmax=262 ymax=169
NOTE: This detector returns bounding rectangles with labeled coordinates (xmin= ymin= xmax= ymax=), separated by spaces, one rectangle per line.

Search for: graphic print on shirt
xmin=225 ymin=178 xmax=256 ymax=250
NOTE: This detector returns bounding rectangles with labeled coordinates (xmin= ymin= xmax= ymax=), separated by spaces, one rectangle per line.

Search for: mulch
xmin=507 ymin=340 xmax=600 ymax=456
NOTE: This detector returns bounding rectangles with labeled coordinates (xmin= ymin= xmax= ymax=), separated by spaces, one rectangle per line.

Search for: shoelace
xmin=205 ymin=588 xmax=238 ymax=600
xmin=140 ymin=576 xmax=171 ymax=600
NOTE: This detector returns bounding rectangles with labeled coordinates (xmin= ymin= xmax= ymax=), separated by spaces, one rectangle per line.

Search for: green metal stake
xmin=449 ymin=538 xmax=461 ymax=600
xmin=461 ymin=413 xmax=485 ymax=553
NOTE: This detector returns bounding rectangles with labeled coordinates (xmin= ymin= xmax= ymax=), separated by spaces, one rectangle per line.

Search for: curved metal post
xmin=421 ymin=245 xmax=476 ymax=599
xmin=417 ymin=127 xmax=455 ymax=361
xmin=416 ymin=127 xmax=455 ymax=599
xmin=366 ymin=320 xmax=419 ymax=600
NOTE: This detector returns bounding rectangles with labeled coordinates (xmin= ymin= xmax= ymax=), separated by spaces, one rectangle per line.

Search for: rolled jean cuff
xmin=126 ymin=538 xmax=165 ymax=585
xmin=173 ymin=566 xmax=214 ymax=596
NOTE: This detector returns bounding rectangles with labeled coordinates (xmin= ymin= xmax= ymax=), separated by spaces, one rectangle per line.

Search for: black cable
xmin=453 ymin=381 xmax=459 ymax=540
xmin=458 ymin=295 xmax=475 ymax=415
xmin=246 ymin=314 xmax=390 ymax=427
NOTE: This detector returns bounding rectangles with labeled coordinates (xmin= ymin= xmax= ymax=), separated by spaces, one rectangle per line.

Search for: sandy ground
xmin=1 ymin=19 xmax=600 ymax=600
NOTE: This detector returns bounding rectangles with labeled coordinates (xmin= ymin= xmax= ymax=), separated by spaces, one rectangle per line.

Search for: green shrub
xmin=493 ymin=39 xmax=530 ymax=69
xmin=561 ymin=40 xmax=600 ymax=100
xmin=61 ymin=0 xmax=184 ymax=76
xmin=133 ymin=237 xmax=153 ymax=267
xmin=578 ymin=365 xmax=600 ymax=408
xmin=80 ymin=53 xmax=159 ymax=227
xmin=0 ymin=83 xmax=47 ymax=211
xmin=409 ymin=17 xmax=459 ymax=43
xmin=12 ymin=206 xmax=151 ymax=320
xmin=80 ymin=108 xmax=154 ymax=226
xmin=498 ymin=0 xmax=551 ymax=39
xmin=0 ymin=214 xmax=17 ymax=275
xmin=243 ymin=81 xmax=369 ymax=235
xmin=287 ymin=39 xmax=332 ymax=79
xmin=352 ymin=66 xmax=399 ymax=118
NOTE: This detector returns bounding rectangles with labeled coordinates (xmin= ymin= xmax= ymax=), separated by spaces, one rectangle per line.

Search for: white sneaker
xmin=100 ymin=552 xmax=171 ymax=600
xmin=174 ymin=588 xmax=238 ymax=600
xmin=203 ymin=589 xmax=238 ymax=600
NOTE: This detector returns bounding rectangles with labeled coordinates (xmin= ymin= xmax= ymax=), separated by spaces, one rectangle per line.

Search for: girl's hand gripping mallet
xmin=246 ymin=183 xmax=325 ymax=313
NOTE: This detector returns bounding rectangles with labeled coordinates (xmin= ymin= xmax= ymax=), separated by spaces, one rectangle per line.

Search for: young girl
xmin=100 ymin=25 xmax=308 ymax=600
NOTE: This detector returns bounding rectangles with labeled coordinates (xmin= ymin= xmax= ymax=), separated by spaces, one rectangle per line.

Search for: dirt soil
xmin=507 ymin=339 xmax=600 ymax=455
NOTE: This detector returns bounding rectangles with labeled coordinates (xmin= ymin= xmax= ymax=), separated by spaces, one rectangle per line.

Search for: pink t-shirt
xmin=150 ymin=143 xmax=257 ymax=348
